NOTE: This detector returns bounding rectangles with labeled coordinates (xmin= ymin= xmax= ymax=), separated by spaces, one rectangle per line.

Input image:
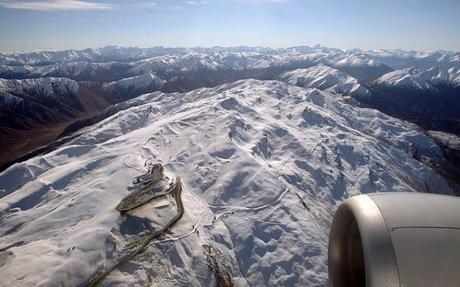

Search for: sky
xmin=0 ymin=0 xmax=459 ymax=53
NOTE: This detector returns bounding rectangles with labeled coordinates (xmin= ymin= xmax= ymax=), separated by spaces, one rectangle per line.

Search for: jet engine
xmin=328 ymin=192 xmax=460 ymax=287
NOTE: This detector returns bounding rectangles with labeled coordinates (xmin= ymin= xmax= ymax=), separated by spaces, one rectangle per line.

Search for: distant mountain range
xmin=1 ymin=45 xmax=460 ymax=168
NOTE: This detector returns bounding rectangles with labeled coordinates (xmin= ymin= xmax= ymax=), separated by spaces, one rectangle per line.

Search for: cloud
xmin=0 ymin=0 xmax=115 ymax=11
xmin=143 ymin=2 xmax=157 ymax=7
xmin=132 ymin=1 xmax=157 ymax=8
xmin=234 ymin=0 xmax=292 ymax=3
xmin=186 ymin=0 xmax=208 ymax=5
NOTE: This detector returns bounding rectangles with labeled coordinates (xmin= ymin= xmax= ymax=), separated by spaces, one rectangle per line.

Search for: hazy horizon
xmin=2 ymin=43 xmax=460 ymax=55
xmin=1 ymin=0 xmax=460 ymax=53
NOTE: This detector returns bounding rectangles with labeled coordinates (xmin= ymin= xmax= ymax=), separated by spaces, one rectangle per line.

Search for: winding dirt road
xmin=87 ymin=177 xmax=184 ymax=287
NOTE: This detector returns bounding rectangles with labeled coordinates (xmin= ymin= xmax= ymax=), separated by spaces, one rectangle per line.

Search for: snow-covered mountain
xmin=0 ymin=77 xmax=83 ymax=126
xmin=366 ymin=49 xmax=460 ymax=70
xmin=0 ymin=79 xmax=455 ymax=286
xmin=417 ymin=66 xmax=460 ymax=86
xmin=0 ymin=46 xmax=284 ymax=66
xmin=2 ymin=45 xmax=460 ymax=169
xmin=103 ymin=73 xmax=165 ymax=93
xmin=0 ymin=47 xmax=385 ymax=81
xmin=330 ymin=53 xmax=393 ymax=81
xmin=373 ymin=66 xmax=460 ymax=90
xmin=279 ymin=64 xmax=370 ymax=97
xmin=372 ymin=68 xmax=436 ymax=90
xmin=357 ymin=66 xmax=460 ymax=136
xmin=0 ymin=90 xmax=23 ymax=109
xmin=0 ymin=61 xmax=131 ymax=82
xmin=0 ymin=76 xmax=113 ymax=168
xmin=0 ymin=77 xmax=97 ymax=126
xmin=0 ymin=77 xmax=79 ymax=100
xmin=450 ymin=68 xmax=460 ymax=86
xmin=333 ymin=53 xmax=381 ymax=67
xmin=1 ymin=45 xmax=458 ymax=73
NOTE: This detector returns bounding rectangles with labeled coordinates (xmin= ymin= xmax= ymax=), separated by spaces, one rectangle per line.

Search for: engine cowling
xmin=328 ymin=192 xmax=460 ymax=287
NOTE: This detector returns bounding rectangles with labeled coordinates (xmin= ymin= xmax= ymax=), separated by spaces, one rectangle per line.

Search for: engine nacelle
xmin=328 ymin=192 xmax=460 ymax=287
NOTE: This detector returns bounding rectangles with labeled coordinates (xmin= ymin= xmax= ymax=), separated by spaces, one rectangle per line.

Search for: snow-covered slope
xmin=0 ymin=61 xmax=129 ymax=81
xmin=279 ymin=64 xmax=370 ymax=96
xmin=333 ymin=54 xmax=381 ymax=67
xmin=375 ymin=66 xmax=460 ymax=88
xmin=0 ymin=51 xmax=317 ymax=81
xmin=0 ymin=77 xmax=79 ymax=100
xmin=0 ymin=79 xmax=454 ymax=286
xmin=417 ymin=66 xmax=452 ymax=84
xmin=126 ymin=52 xmax=315 ymax=76
xmin=450 ymin=67 xmax=460 ymax=86
xmin=0 ymin=49 xmax=96 ymax=65
xmin=103 ymin=73 xmax=165 ymax=92
xmin=373 ymin=68 xmax=435 ymax=90
xmin=329 ymin=53 xmax=393 ymax=81
xmin=0 ymin=77 xmax=80 ymax=114
xmin=418 ymin=66 xmax=460 ymax=86
xmin=0 ymin=91 xmax=24 ymax=109
xmin=366 ymin=49 xmax=460 ymax=70
xmin=1 ymin=45 xmax=459 ymax=74
xmin=2 ymin=47 xmax=459 ymax=88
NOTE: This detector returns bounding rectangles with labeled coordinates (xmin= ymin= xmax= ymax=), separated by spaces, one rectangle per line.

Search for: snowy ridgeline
xmin=1 ymin=47 xmax=460 ymax=120
xmin=1 ymin=46 xmax=460 ymax=87
xmin=102 ymin=73 xmax=165 ymax=92
xmin=0 ymin=79 xmax=455 ymax=286
xmin=278 ymin=64 xmax=370 ymax=97
xmin=1 ymin=45 xmax=459 ymax=68
xmin=372 ymin=66 xmax=460 ymax=90
xmin=0 ymin=77 xmax=79 ymax=108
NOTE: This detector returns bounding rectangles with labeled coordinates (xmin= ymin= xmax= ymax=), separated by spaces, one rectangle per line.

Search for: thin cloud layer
xmin=234 ymin=0 xmax=292 ymax=3
xmin=0 ymin=0 xmax=115 ymax=11
xmin=186 ymin=1 xmax=209 ymax=5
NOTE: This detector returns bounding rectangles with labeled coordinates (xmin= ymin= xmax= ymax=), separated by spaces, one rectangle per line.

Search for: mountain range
xmin=2 ymin=46 xmax=460 ymax=170
xmin=1 ymin=45 xmax=460 ymax=286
